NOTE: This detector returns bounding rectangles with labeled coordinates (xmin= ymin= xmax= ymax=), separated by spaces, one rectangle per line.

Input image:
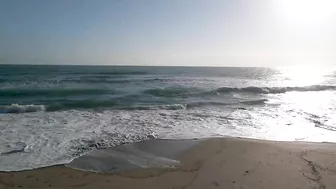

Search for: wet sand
xmin=1 ymin=138 xmax=336 ymax=189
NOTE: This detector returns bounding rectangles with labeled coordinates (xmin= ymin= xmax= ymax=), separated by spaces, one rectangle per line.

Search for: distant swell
xmin=143 ymin=87 xmax=199 ymax=97
xmin=0 ymin=88 xmax=114 ymax=97
xmin=54 ymin=78 xmax=167 ymax=84
xmin=214 ymin=85 xmax=336 ymax=94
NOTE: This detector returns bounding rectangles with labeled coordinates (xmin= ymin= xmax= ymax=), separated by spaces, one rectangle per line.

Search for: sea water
xmin=1 ymin=65 xmax=336 ymax=171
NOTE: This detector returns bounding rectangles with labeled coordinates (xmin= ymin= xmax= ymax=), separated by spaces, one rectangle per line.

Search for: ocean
xmin=1 ymin=64 xmax=336 ymax=171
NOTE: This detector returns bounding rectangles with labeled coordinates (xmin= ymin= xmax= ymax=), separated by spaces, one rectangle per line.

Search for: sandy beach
xmin=1 ymin=138 xmax=336 ymax=189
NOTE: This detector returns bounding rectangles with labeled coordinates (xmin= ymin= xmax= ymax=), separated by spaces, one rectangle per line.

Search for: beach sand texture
xmin=1 ymin=138 xmax=336 ymax=189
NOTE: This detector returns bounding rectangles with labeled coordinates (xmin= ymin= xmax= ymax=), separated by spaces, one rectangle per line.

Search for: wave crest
xmin=0 ymin=104 xmax=45 ymax=114
xmin=0 ymin=99 xmax=267 ymax=114
xmin=215 ymin=85 xmax=336 ymax=94
xmin=0 ymin=88 xmax=114 ymax=97
xmin=124 ymin=104 xmax=187 ymax=110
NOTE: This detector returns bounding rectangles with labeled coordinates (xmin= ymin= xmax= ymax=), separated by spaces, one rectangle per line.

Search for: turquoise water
xmin=1 ymin=64 xmax=336 ymax=171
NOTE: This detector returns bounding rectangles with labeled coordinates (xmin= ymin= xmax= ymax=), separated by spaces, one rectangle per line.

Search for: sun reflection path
xmin=263 ymin=90 xmax=336 ymax=142
xmin=278 ymin=66 xmax=333 ymax=86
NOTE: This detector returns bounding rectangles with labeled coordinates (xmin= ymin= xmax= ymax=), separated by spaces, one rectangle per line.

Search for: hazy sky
xmin=1 ymin=0 xmax=335 ymax=66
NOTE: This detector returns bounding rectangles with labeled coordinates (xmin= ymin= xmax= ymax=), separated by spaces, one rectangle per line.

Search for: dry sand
xmin=1 ymin=138 xmax=336 ymax=189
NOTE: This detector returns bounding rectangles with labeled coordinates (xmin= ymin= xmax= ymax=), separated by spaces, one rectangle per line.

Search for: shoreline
xmin=1 ymin=137 xmax=336 ymax=188
xmin=2 ymin=137 xmax=334 ymax=173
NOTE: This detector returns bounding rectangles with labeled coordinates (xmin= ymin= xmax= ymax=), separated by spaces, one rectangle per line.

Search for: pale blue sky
xmin=1 ymin=0 xmax=335 ymax=66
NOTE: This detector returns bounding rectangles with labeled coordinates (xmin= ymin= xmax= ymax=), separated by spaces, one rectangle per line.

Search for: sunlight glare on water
xmin=265 ymin=90 xmax=336 ymax=142
xmin=278 ymin=65 xmax=332 ymax=86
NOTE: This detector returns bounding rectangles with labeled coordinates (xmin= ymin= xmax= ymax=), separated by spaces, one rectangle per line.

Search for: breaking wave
xmin=144 ymin=85 xmax=336 ymax=98
xmin=0 ymin=99 xmax=267 ymax=114
xmin=0 ymin=104 xmax=45 ymax=114
xmin=0 ymin=88 xmax=114 ymax=97
xmin=214 ymin=85 xmax=336 ymax=94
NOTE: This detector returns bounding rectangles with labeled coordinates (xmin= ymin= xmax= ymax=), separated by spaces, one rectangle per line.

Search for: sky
xmin=0 ymin=0 xmax=335 ymax=67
